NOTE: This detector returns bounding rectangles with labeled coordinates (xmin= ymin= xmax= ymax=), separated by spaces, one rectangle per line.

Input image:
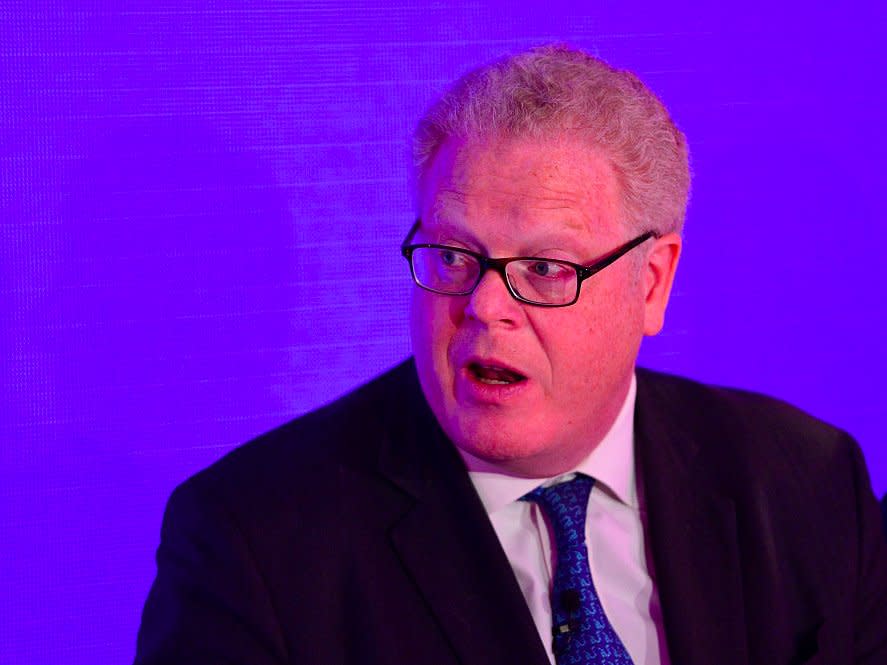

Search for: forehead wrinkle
xmin=537 ymin=175 xmax=609 ymax=199
xmin=431 ymin=188 xmax=601 ymax=240
xmin=423 ymin=139 xmax=620 ymax=241
xmin=520 ymin=182 xmax=604 ymax=235
xmin=463 ymin=185 xmax=585 ymax=211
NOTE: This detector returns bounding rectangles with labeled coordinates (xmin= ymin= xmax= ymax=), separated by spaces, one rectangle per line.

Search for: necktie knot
xmin=524 ymin=474 xmax=595 ymax=553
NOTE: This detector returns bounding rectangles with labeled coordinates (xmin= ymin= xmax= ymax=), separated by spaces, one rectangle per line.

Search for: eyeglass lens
xmin=410 ymin=247 xmax=578 ymax=305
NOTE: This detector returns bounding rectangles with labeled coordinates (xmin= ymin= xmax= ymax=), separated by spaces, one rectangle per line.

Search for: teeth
xmin=470 ymin=363 xmax=524 ymax=384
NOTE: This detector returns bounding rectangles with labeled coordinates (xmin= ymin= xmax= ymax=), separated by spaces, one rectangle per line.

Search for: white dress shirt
xmin=461 ymin=375 xmax=669 ymax=665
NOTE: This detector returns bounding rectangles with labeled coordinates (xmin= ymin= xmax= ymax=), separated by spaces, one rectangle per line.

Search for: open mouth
xmin=467 ymin=362 xmax=527 ymax=386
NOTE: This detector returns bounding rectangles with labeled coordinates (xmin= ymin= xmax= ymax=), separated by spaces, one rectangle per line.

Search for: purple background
xmin=2 ymin=2 xmax=885 ymax=662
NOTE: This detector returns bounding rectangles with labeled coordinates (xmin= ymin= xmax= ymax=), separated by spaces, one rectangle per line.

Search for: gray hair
xmin=413 ymin=44 xmax=691 ymax=235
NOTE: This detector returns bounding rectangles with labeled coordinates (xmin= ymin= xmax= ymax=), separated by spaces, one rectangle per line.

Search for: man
xmin=135 ymin=45 xmax=887 ymax=664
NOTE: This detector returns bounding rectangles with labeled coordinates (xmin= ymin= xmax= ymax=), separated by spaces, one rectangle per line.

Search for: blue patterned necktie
xmin=523 ymin=474 xmax=634 ymax=665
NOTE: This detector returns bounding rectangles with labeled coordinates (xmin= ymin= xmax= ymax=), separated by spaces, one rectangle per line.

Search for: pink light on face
xmin=409 ymin=136 xmax=681 ymax=478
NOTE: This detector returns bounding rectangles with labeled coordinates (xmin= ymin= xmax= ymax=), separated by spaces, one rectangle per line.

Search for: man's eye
xmin=439 ymin=249 xmax=467 ymax=267
xmin=528 ymin=260 xmax=568 ymax=278
xmin=532 ymin=261 xmax=551 ymax=276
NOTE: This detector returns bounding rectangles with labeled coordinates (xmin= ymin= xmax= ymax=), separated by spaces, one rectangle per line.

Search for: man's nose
xmin=464 ymin=268 xmax=522 ymax=325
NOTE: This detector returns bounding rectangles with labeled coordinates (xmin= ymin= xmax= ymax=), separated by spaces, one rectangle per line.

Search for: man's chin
xmin=449 ymin=426 xmax=564 ymax=477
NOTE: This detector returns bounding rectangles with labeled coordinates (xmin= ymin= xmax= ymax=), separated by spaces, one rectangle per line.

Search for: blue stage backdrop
xmin=1 ymin=2 xmax=885 ymax=663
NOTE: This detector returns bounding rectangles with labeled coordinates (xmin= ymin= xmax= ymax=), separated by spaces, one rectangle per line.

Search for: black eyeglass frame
xmin=400 ymin=219 xmax=659 ymax=308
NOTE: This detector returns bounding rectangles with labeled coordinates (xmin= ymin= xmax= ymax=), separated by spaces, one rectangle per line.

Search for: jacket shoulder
xmin=634 ymin=367 xmax=861 ymax=495
xmin=171 ymin=359 xmax=420 ymax=515
xmin=636 ymin=367 xmax=851 ymax=453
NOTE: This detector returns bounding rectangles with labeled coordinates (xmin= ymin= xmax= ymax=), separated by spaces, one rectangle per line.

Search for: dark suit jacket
xmin=135 ymin=360 xmax=887 ymax=665
xmin=883 ymin=495 xmax=887 ymax=539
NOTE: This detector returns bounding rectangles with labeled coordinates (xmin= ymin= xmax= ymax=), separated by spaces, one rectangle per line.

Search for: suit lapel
xmin=635 ymin=370 xmax=748 ymax=665
xmin=374 ymin=363 xmax=750 ymax=665
xmin=377 ymin=375 xmax=550 ymax=665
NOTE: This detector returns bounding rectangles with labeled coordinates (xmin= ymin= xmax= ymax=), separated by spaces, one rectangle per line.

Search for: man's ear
xmin=642 ymin=232 xmax=682 ymax=336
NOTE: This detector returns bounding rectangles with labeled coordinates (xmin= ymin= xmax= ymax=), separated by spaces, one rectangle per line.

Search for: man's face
xmin=410 ymin=136 xmax=680 ymax=477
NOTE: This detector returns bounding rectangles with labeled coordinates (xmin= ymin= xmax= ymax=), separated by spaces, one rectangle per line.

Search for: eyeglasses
xmin=401 ymin=219 xmax=659 ymax=308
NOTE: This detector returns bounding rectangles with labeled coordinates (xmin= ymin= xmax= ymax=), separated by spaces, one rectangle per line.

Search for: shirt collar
xmin=462 ymin=373 xmax=638 ymax=513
